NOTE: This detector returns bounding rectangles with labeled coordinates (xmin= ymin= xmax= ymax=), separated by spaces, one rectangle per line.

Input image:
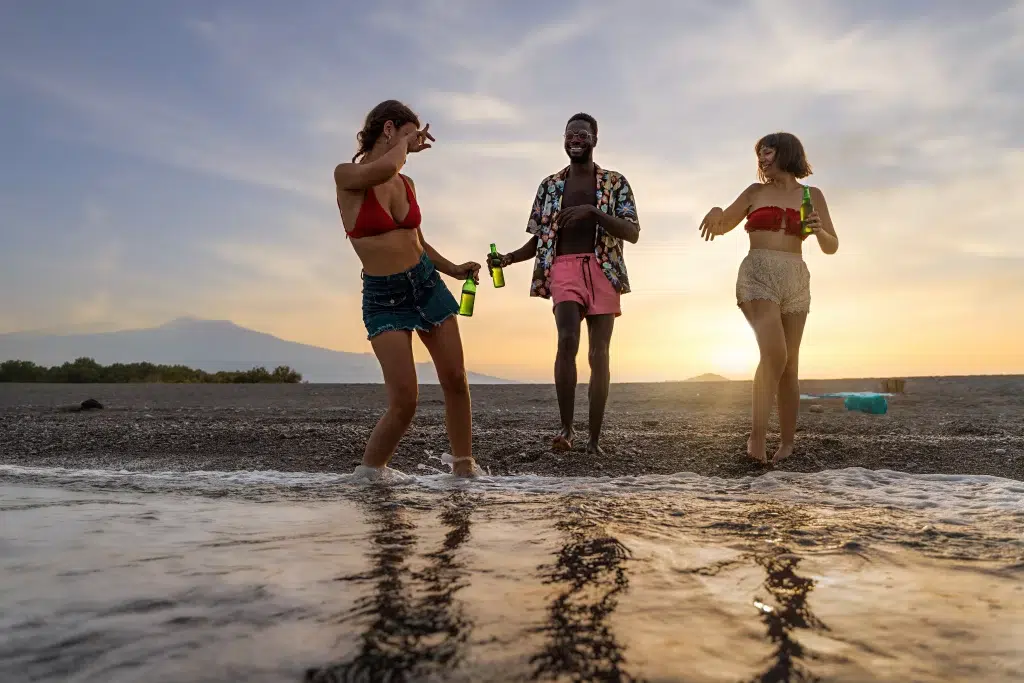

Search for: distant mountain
xmin=0 ymin=317 xmax=516 ymax=384
xmin=685 ymin=373 xmax=730 ymax=382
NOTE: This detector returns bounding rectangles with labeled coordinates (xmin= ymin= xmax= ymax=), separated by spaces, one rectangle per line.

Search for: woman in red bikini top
xmin=333 ymin=100 xmax=481 ymax=478
xmin=696 ymin=132 xmax=840 ymax=468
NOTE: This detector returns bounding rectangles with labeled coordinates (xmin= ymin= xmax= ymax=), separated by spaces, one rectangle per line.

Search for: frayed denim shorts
xmin=361 ymin=251 xmax=460 ymax=340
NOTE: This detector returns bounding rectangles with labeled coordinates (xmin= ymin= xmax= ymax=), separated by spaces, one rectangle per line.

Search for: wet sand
xmin=1 ymin=376 xmax=1022 ymax=479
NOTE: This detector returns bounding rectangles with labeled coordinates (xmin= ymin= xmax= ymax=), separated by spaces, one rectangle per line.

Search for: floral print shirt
xmin=525 ymin=164 xmax=639 ymax=299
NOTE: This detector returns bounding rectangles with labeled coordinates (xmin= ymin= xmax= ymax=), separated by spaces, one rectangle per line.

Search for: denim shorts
xmin=361 ymin=251 xmax=460 ymax=339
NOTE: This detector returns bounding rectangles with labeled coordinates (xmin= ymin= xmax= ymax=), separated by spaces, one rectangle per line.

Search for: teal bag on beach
xmin=844 ymin=394 xmax=888 ymax=415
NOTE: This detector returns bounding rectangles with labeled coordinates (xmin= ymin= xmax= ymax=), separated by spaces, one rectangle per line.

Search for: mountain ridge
xmin=685 ymin=373 xmax=731 ymax=382
xmin=0 ymin=318 xmax=516 ymax=384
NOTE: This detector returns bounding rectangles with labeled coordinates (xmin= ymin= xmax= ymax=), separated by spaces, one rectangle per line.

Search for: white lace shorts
xmin=736 ymin=249 xmax=811 ymax=315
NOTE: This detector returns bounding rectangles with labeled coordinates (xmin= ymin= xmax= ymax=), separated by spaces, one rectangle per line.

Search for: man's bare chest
xmin=561 ymin=178 xmax=595 ymax=209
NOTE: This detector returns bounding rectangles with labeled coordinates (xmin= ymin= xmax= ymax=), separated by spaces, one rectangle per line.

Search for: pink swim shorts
xmin=550 ymin=254 xmax=621 ymax=317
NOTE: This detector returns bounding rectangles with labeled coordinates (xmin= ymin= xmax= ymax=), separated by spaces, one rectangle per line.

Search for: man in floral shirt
xmin=487 ymin=113 xmax=640 ymax=455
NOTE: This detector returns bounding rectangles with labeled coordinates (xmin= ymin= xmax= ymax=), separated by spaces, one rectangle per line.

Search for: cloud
xmin=422 ymin=91 xmax=522 ymax=124
xmin=654 ymin=4 xmax=962 ymax=109
xmin=2 ymin=68 xmax=330 ymax=202
xmin=69 ymin=290 xmax=113 ymax=327
xmin=205 ymin=208 xmax=354 ymax=297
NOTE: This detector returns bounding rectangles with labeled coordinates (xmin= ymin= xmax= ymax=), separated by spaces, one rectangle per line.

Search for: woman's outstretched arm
xmin=699 ymin=183 xmax=759 ymax=241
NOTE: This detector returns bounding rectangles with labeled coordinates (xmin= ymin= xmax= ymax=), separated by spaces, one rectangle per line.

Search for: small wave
xmin=2 ymin=461 xmax=1021 ymax=522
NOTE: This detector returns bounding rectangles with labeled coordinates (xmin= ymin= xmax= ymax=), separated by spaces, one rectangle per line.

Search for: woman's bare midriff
xmin=350 ymin=228 xmax=425 ymax=276
xmin=747 ymin=230 xmax=803 ymax=254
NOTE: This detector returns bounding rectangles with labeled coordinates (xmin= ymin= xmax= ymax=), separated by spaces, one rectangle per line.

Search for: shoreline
xmin=1 ymin=379 xmax=1022 ymax=481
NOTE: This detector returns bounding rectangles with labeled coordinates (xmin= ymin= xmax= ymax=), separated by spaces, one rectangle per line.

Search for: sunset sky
xmin=2 ymin=0 xmax=1022 ymax=382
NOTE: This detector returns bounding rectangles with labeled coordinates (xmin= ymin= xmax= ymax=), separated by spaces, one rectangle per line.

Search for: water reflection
xmin=529 ymin=497 xmax=643 ymax=683
xmin=747 ymin=547 xmax=828 ymax=683
xmin=306 ymin=488 xmax=476 ymax=682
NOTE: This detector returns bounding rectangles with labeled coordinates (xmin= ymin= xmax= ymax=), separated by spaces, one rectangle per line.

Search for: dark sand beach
xmin=1 ymin=376 xmax=1022 ymax=480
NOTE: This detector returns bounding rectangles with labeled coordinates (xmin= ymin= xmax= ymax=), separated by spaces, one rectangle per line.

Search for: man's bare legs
xmin=773 ymin=312 xmax=808 ymax=464
xmin=418 ymin=316 xmax=477 ymax=477
xmin=553 ymin=302 xmax=584 ymax=450
xmin=363 ymin=330 xmax=418 ymax=468
xmin=585 ymin=314 xmax=615 ymax=455
xmin=740 ymin=300 xmax=788 ymax=464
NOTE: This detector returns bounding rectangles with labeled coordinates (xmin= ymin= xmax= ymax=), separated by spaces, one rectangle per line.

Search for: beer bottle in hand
xmin=799 ymin=186 xmax=814 ymax=236
xmin=459 ymin=276 xmax=476 ymax=316
xmin=489 ymin=243 xmax=505 ymax=288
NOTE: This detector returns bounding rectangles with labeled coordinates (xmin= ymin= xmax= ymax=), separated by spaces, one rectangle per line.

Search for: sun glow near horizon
xmin=708 ymin=343 xmax=758 ymax=379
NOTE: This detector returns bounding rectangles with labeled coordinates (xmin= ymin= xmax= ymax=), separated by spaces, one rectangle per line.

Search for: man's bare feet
xmin=586 ymin=439 xmax=605 ymax=456
xmin=552 ymin=426 xmax=574 ymax=452
xmin=747 ymin=435 xmax=768 ymax=465
xmin=771 ymin=442 xmax=794 ymax=465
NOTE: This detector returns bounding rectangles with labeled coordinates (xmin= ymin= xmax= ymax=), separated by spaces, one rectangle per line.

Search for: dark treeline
xmin=0 ymin=358 xmax=303 ymax=384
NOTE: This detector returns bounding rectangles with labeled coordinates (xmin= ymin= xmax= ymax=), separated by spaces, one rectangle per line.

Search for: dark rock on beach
xmin=54 ymin=397 xmax=105 ymax=413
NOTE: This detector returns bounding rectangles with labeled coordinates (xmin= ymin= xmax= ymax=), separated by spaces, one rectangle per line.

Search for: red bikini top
xmin=744 ymin=206 xmax=809 ymax=240
xmin=344 ymin=175 xmax=421 ymax=239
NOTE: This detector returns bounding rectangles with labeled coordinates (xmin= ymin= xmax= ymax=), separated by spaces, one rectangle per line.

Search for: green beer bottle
xmin=458 ymin=275 xmax=476 ymax=316
xmin=799 ymin=185 xmax=814 ymax=236
xmin=489 ymin=243 xmax=505 ymax=288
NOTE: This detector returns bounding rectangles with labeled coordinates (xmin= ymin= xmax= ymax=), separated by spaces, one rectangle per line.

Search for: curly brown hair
xmin=352 ymin=100 xmax=420 ymax=163
xmin=755 ymin=132 xmax=813 ymax=183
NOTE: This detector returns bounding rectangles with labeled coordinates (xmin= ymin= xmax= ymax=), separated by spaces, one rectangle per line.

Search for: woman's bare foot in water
xmin=552 ymin=426 xmax=574 ymax=452
xmin=771 ymin=442 xmax=794 ymax=466
xmin=448 ymin=456 xmax=480 ymax=477
xmin=586 ymin=439 xmax=605 ymax=456
xmin=747 ymin=435 xmax=768 ymax=465
xmin=453 ymin=461 xmax=479 ymax=477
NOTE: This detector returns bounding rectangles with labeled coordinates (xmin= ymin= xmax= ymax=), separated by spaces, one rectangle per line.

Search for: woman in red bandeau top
xmin=699 ymin=132 xmax=839 ymax=466
xmin=334 ymin=100 xmax=481 ymax=478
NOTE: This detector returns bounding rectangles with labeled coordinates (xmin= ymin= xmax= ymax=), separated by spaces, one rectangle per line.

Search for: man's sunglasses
xmin=564 ymin=131 xmax=594 ymax=142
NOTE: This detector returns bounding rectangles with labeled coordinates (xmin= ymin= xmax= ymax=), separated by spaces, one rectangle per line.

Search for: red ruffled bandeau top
xmin=744 ymin=206 xmax=809 ymax=240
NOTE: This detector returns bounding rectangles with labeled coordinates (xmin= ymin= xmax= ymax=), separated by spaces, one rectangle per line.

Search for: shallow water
xmin=2 ymin=463 xmax=1023 ymax=682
